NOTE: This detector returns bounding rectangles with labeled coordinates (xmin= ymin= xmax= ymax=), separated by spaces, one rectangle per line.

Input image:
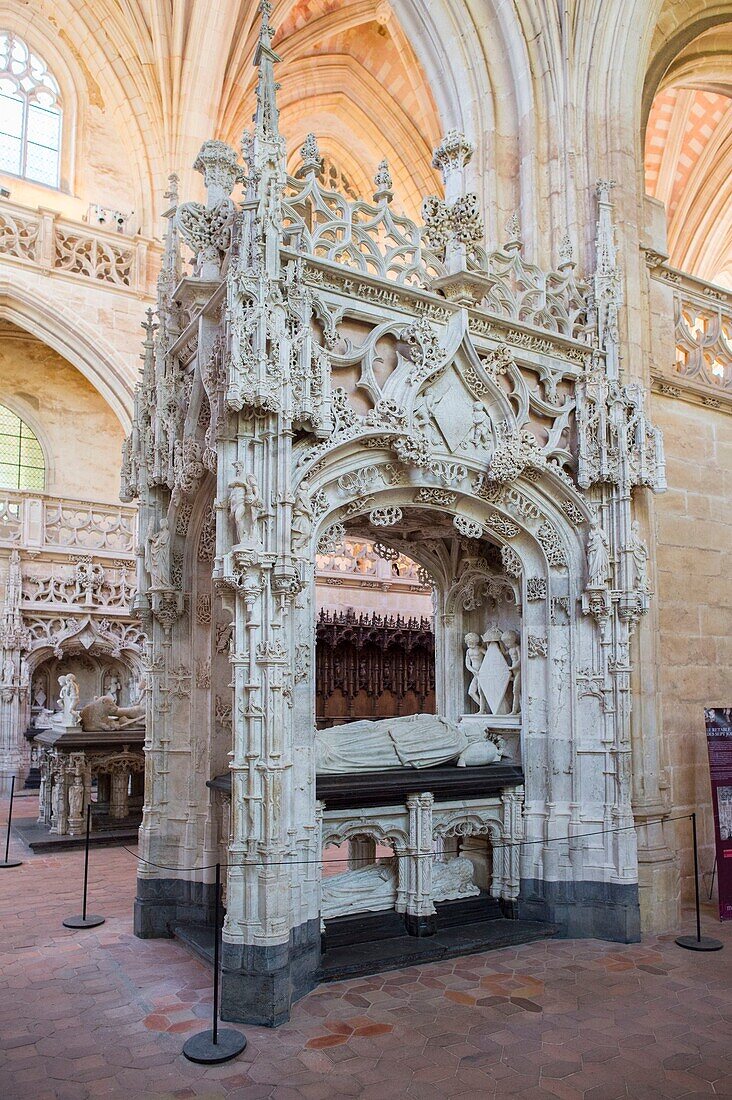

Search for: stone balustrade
xmin=0 ymin=490 xmax=137 ymax=557
xmin=647 ymin=258 xmax=732 ymax=409
xmin=0 ymin=197 xmax=158 ymax=296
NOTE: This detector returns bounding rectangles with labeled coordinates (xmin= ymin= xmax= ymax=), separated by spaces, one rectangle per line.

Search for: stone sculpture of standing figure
xmin=501 ymin=630 xmax=521 ymax=714
xmin=106 ymin=674 xmax=121 ymax=704
xmin=32 ymin=680 xmax=47 ymax=709
xmin=146 ymin=517 xmax=171 ymax=588
xmin=68 ymin=775 xmax=84 ymax=822
xmin=586 ymin=514 xmax=611 ymax=588
xmin=58 ymin=673 xmax=80 ymax=725
xmin=291 ymin=486 xmax=314 ymax=553
xmin=470 ymin=401 xmax=492 ymax=447
xmin=230 ymin=464 xmax=264 ymax=545
xmin=464 ymin=632 xmax=487 ymax=713
xmin=1 ymin=656 xmax=14 ymax=686
xmin=628 ymin=519 xmax=649 ymax=593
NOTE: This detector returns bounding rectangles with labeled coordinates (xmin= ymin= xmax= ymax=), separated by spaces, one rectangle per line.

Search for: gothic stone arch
xmin=122 ymin=10 xmax=666 ymax=1027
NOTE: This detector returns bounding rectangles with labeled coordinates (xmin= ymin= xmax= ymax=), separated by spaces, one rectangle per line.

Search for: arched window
xmin=0 ymin=405 xmax=45 ymax=490
xmin=0 ymin=31 xmax=62 ymax=188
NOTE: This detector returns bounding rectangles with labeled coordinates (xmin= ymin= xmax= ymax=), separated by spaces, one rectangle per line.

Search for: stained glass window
xmin=0 ymin=31 xmax=62 ymax=187
xmin=0 ymin=405 xmax=45 ymax=490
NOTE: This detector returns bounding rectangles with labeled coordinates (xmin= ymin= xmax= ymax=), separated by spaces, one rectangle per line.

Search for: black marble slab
xmin=208 ymin=763 xmax=523 ymax=810
xmin=171 ymin=913 xmax=559 ymax=986
xmin=318 ymin=917 xmax=558 ymax=983
xmin=33 ymin=726 xmax=145 ymax=751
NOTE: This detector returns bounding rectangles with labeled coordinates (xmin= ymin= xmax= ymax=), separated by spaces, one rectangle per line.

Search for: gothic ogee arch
xmin=121 ymin=6 xmax=667 ymax=1026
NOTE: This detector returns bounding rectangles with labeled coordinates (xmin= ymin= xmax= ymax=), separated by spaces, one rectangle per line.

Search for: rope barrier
xmin=116 ymin=812 xmax=696 ymax=874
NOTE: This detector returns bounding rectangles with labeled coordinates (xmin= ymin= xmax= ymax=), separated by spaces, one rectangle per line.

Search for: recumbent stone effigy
xmin=119 ymin=2 xmax=667 ymax=1026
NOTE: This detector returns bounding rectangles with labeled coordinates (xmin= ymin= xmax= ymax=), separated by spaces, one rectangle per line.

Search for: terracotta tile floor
xmin=2 ymin=793 xmax=732 ymax=1099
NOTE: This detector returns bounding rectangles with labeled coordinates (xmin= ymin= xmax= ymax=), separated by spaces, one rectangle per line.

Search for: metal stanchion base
xmin=62 ymin=915 xmax=106 ymax=929
xmin=182 ymin=1028 xmax=248 ymax=1064
xmin=0 ymin=859 xmax=22 ymax=868
xmin=675 ymin=935 xmax=723 ymax=952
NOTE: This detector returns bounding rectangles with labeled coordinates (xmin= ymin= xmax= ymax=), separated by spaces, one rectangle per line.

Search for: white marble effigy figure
xmin=321 ymin=856 xmax=480 ymax=921
xmin=432 ymin=856 xmax=481 ymax=901
xmin=321 ymin=858 xmax=397 ymax=920
xmin=315 ymin=712 xmax=469 ymax=774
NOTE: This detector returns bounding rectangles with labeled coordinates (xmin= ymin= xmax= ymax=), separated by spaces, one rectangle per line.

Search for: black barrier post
xmin=708 ymin=855 xmax=717 ymax=901
xmin=675 ymin=811 xmax=723 ymax=952
xmin=183 ymin=862 xmax=247 ymax=1064
xmin=63 ymin=803 xmax=105 ymax=929
xmin=0 ymin=774 xmax=22 ymax=868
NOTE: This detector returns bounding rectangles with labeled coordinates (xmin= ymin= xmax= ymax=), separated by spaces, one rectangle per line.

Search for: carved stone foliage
xmin=501 ymin=545 xmax=522 ymax=579
xmin=536 ymin=522 xmax=568 ymax=569
xmin=526 ymin=577 xmax=547 ymax=601
xmin=197 ymin=506 xmax=216 ymax=562
xmin=317 ymin=523 xmax=346 ymax=555
xmin=422 ymin=193 xmax=484 ymax=259
xmin=453 ymin=515 xmax=483 ymax=540
xmin=369 ymin=506 xmax=402 ymax=528
xmin=527 ymin=634 xmax=548 ymax=658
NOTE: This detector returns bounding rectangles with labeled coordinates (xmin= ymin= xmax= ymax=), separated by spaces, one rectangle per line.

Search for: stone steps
xmin=318 ymin=918 xmax=559 ymax=983
xmin=171 ymin=912 xmax=559 ymax=985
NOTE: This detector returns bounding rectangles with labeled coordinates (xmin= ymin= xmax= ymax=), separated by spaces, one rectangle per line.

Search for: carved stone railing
xmin=0 ymin=490 xmax=137 ymax=556
xmin=316 ymin=537 xmax=429 ymax=591
xmin=0 ymin=197 xmax=158 ymax=296
xmin=21 ymin=559 xmax=135 ymax=612
xmin=281 ymin=172 xmax=591 ymax=342
xmin=647 ymin=258 xmax=732 ymax=408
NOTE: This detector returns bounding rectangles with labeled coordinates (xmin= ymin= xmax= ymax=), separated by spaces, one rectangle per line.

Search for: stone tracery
xmin=116 ymin=4 xmax=671 ymax=1026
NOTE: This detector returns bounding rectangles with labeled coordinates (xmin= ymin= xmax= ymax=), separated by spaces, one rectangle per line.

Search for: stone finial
xmin=142 ymin=307 xmax=157 ymax=339
xmin=163 ymin=173 xmax=179 ymax=208
xmin=375 ymin=0 xmax=392 ymax=27
xmin=558 ymin=232 xmax=574 ymax=269
xmin=298 ymin=133 xmax=323 ymax=177
xmin=596 ymin=178 xmax=616 ymax=205
xmin=258 ymin=0 xmax=274 ymax=45
xmin=159 ymin=174 xmax=181 ymax=289
xmin=431 ymin=130 xmax=474 ymax=182
xmin=193 ymin=140 xmax=244 ymax=206
xmin=373 ymin=159 xmax=393 ymax=204
xmin=504 ymin=212 xmax=522 ymax=250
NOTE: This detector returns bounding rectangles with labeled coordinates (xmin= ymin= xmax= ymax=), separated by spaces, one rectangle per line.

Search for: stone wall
xmin=0 ymin=324 xmax=125 ymax=502
xmin=652 ymin=394 xmax=732 ymax=900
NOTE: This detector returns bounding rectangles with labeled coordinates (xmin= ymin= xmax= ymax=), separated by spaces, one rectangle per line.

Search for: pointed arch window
xmin=0 ymin=405 xmax=45 ymax=491
xmin=0 ymin=31 xmax=62 ymax=187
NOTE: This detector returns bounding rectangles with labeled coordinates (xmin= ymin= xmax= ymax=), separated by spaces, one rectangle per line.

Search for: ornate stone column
xmin=110 ymin=767 xmax=130 ymax=820
xmin=405 ymin=793 xmax=435 ymax=935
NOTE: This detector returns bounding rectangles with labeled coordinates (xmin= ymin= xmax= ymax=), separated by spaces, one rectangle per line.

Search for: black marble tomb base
xmin=220 ymin=918 xmax=321 ymax=1028
xmin=207 ymin=762 xmax=524 ymax=811
xmin=519 ymin=878 xmax=641 ymax=943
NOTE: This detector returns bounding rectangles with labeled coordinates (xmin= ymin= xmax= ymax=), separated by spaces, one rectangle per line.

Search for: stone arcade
xmin=121 ymin=6 xmax=666 ymax=1026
